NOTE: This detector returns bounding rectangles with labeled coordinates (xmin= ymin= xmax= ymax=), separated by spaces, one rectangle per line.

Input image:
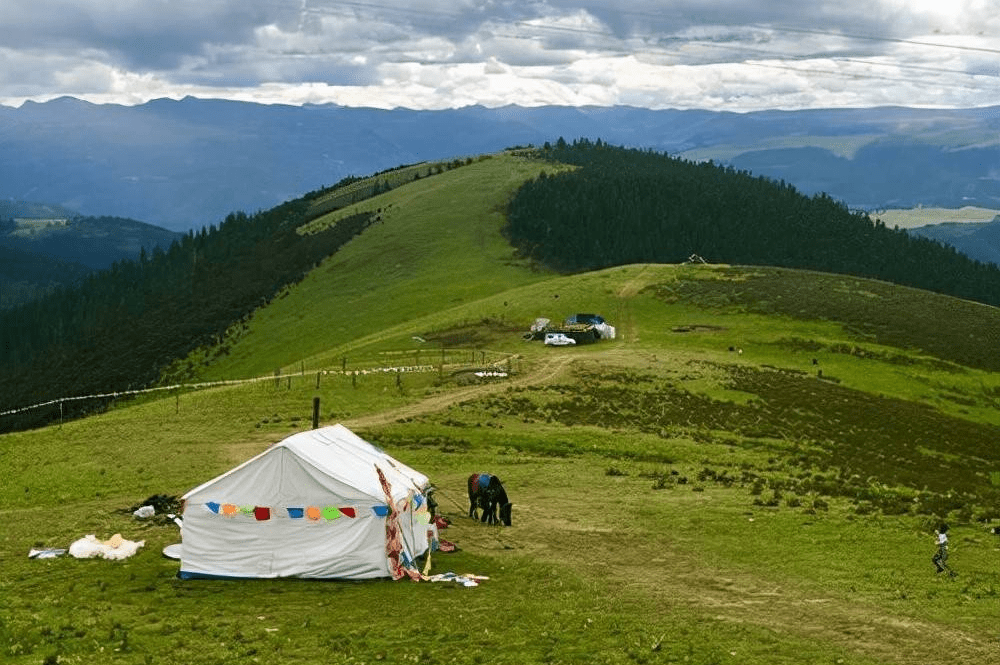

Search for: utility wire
xmin=297 ymin=1 xmax=1000 ymax=56
xmin=285 ymin=1 xmax=998 ymax=92
xmin=754 ymin=24 xmax=1000 ymax=56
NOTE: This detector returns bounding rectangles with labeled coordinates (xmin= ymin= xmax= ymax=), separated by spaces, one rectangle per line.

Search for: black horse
xmin=467 ymin=473 xmax=512 ymax=526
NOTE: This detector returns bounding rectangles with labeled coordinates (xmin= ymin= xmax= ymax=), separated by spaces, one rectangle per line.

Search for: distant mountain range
xmin=1 ymin=97 xmax=997 ymax=232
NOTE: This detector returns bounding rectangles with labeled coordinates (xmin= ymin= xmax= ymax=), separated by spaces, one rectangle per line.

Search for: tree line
xmin=0 ymin=244 xmax=93 ymax=309
xmin=0 ymin=198 xmax=374 ymax=432
xmin=506 ymin=139 xmax=1000 ymax=306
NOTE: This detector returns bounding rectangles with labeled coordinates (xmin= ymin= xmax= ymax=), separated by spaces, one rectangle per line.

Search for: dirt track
xmin=342 ymin=353 xmax=578 ymax=430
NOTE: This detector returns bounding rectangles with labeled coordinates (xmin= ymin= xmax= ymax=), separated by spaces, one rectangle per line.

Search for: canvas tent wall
xmin=179 ymin=424 xmax=433 ymax=580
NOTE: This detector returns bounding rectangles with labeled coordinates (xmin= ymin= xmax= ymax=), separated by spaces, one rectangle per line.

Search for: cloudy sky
xmin=1 ymin=0 xmax=997 ymax=111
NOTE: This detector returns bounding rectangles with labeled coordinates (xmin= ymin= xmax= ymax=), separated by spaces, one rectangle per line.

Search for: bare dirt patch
xmin=671 ymin=324 xmax=726 ymax=333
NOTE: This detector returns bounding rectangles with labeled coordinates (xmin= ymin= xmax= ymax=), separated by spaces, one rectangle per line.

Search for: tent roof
xmin=183 ymin=424 xmax=429 ymax=504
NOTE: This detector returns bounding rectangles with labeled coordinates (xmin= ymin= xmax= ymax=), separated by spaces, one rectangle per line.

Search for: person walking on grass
xmin=932 ymin=523 xmax=956 ymax=577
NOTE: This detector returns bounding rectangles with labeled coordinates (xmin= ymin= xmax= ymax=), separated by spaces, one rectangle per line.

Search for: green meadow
xmin=3 ymin=155 xmax=999 ymax=665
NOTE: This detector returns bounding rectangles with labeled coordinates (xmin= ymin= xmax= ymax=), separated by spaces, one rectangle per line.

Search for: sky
xmin=1 ymin=1 xmax=998 ymax=111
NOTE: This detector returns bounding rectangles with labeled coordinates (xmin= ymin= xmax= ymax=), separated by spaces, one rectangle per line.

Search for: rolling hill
xmin=2 ymin=150 xmax=999 ymax=665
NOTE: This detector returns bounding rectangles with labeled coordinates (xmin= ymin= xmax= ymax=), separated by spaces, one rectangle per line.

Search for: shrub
xmin=853 ymin=501 xmax=876 ymax=515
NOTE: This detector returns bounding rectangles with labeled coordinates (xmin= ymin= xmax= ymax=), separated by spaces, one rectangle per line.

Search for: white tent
xmin=178 ymin=424 xmax=434 ymax=580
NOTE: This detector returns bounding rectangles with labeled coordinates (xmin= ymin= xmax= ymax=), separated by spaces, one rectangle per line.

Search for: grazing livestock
xmin=467 ymin=473 xmax=512 ymax=526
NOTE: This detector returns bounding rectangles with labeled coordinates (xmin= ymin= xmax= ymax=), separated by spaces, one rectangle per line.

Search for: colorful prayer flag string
xmin=200 ymin=500 xmax=407 ymax=521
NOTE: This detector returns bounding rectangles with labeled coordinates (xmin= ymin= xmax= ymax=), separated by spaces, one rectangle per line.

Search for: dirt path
xmin=345 ymin=265 xmax=660 ymax=432
xmin=616 ymin=264 xmax=655 ymax=300
xmin=614 ymin=264 xmax=656 ymax=344
xmin=342 ymin=353 xmax=578 ymax=430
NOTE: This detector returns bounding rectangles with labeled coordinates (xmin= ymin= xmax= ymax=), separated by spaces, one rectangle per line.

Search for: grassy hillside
xmin=187 ymin=153 xmax=573 ymax=380
xmin=4 ymin=155 xmax=1000 ymax=665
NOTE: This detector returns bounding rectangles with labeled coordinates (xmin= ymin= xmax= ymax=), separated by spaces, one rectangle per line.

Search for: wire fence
xmin=0 ymin=347 xmax=520 ymax=420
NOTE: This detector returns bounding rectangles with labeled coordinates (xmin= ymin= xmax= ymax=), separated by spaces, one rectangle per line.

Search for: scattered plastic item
xmin=129 ymin=494 xmax=180 ymax=514
xmin=28 ymin=548 xmax=67 ymax=559
xmin=162 ymin=543 xmax=183 ymax=560
xmin=426 ymin=572 xmax=489 ymax=587
xmin=167 ymin=513 xmax=183 ymax=534
xmin=530 ymin=318 xmax=550 ymax=333
xmin=133 ymin=505 xmax=156 ymax=519
xmin=68 ymin=534 xmax=145 ymax=560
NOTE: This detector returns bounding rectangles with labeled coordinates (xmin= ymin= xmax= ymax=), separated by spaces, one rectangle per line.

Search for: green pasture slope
xmin=4 ymin=154 xmax=1000 ymax=665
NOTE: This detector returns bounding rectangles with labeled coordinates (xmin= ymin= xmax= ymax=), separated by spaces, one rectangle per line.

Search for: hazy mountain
xmin=0 ymin=211 xmax=182 ymax=270
xmin=908 ymin=216 xmax=1000 ymax=266
xmin=0 ymin=98 xmax=997 ymax=231
xmin=0 ymin=200 xmax=80 ymax=220
xmin=726 ymin=142 xmax=1000 ymax=211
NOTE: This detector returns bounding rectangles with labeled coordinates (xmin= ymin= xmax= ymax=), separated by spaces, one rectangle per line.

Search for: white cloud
xmin=0 ymin=1 xmax=997 ymax=110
